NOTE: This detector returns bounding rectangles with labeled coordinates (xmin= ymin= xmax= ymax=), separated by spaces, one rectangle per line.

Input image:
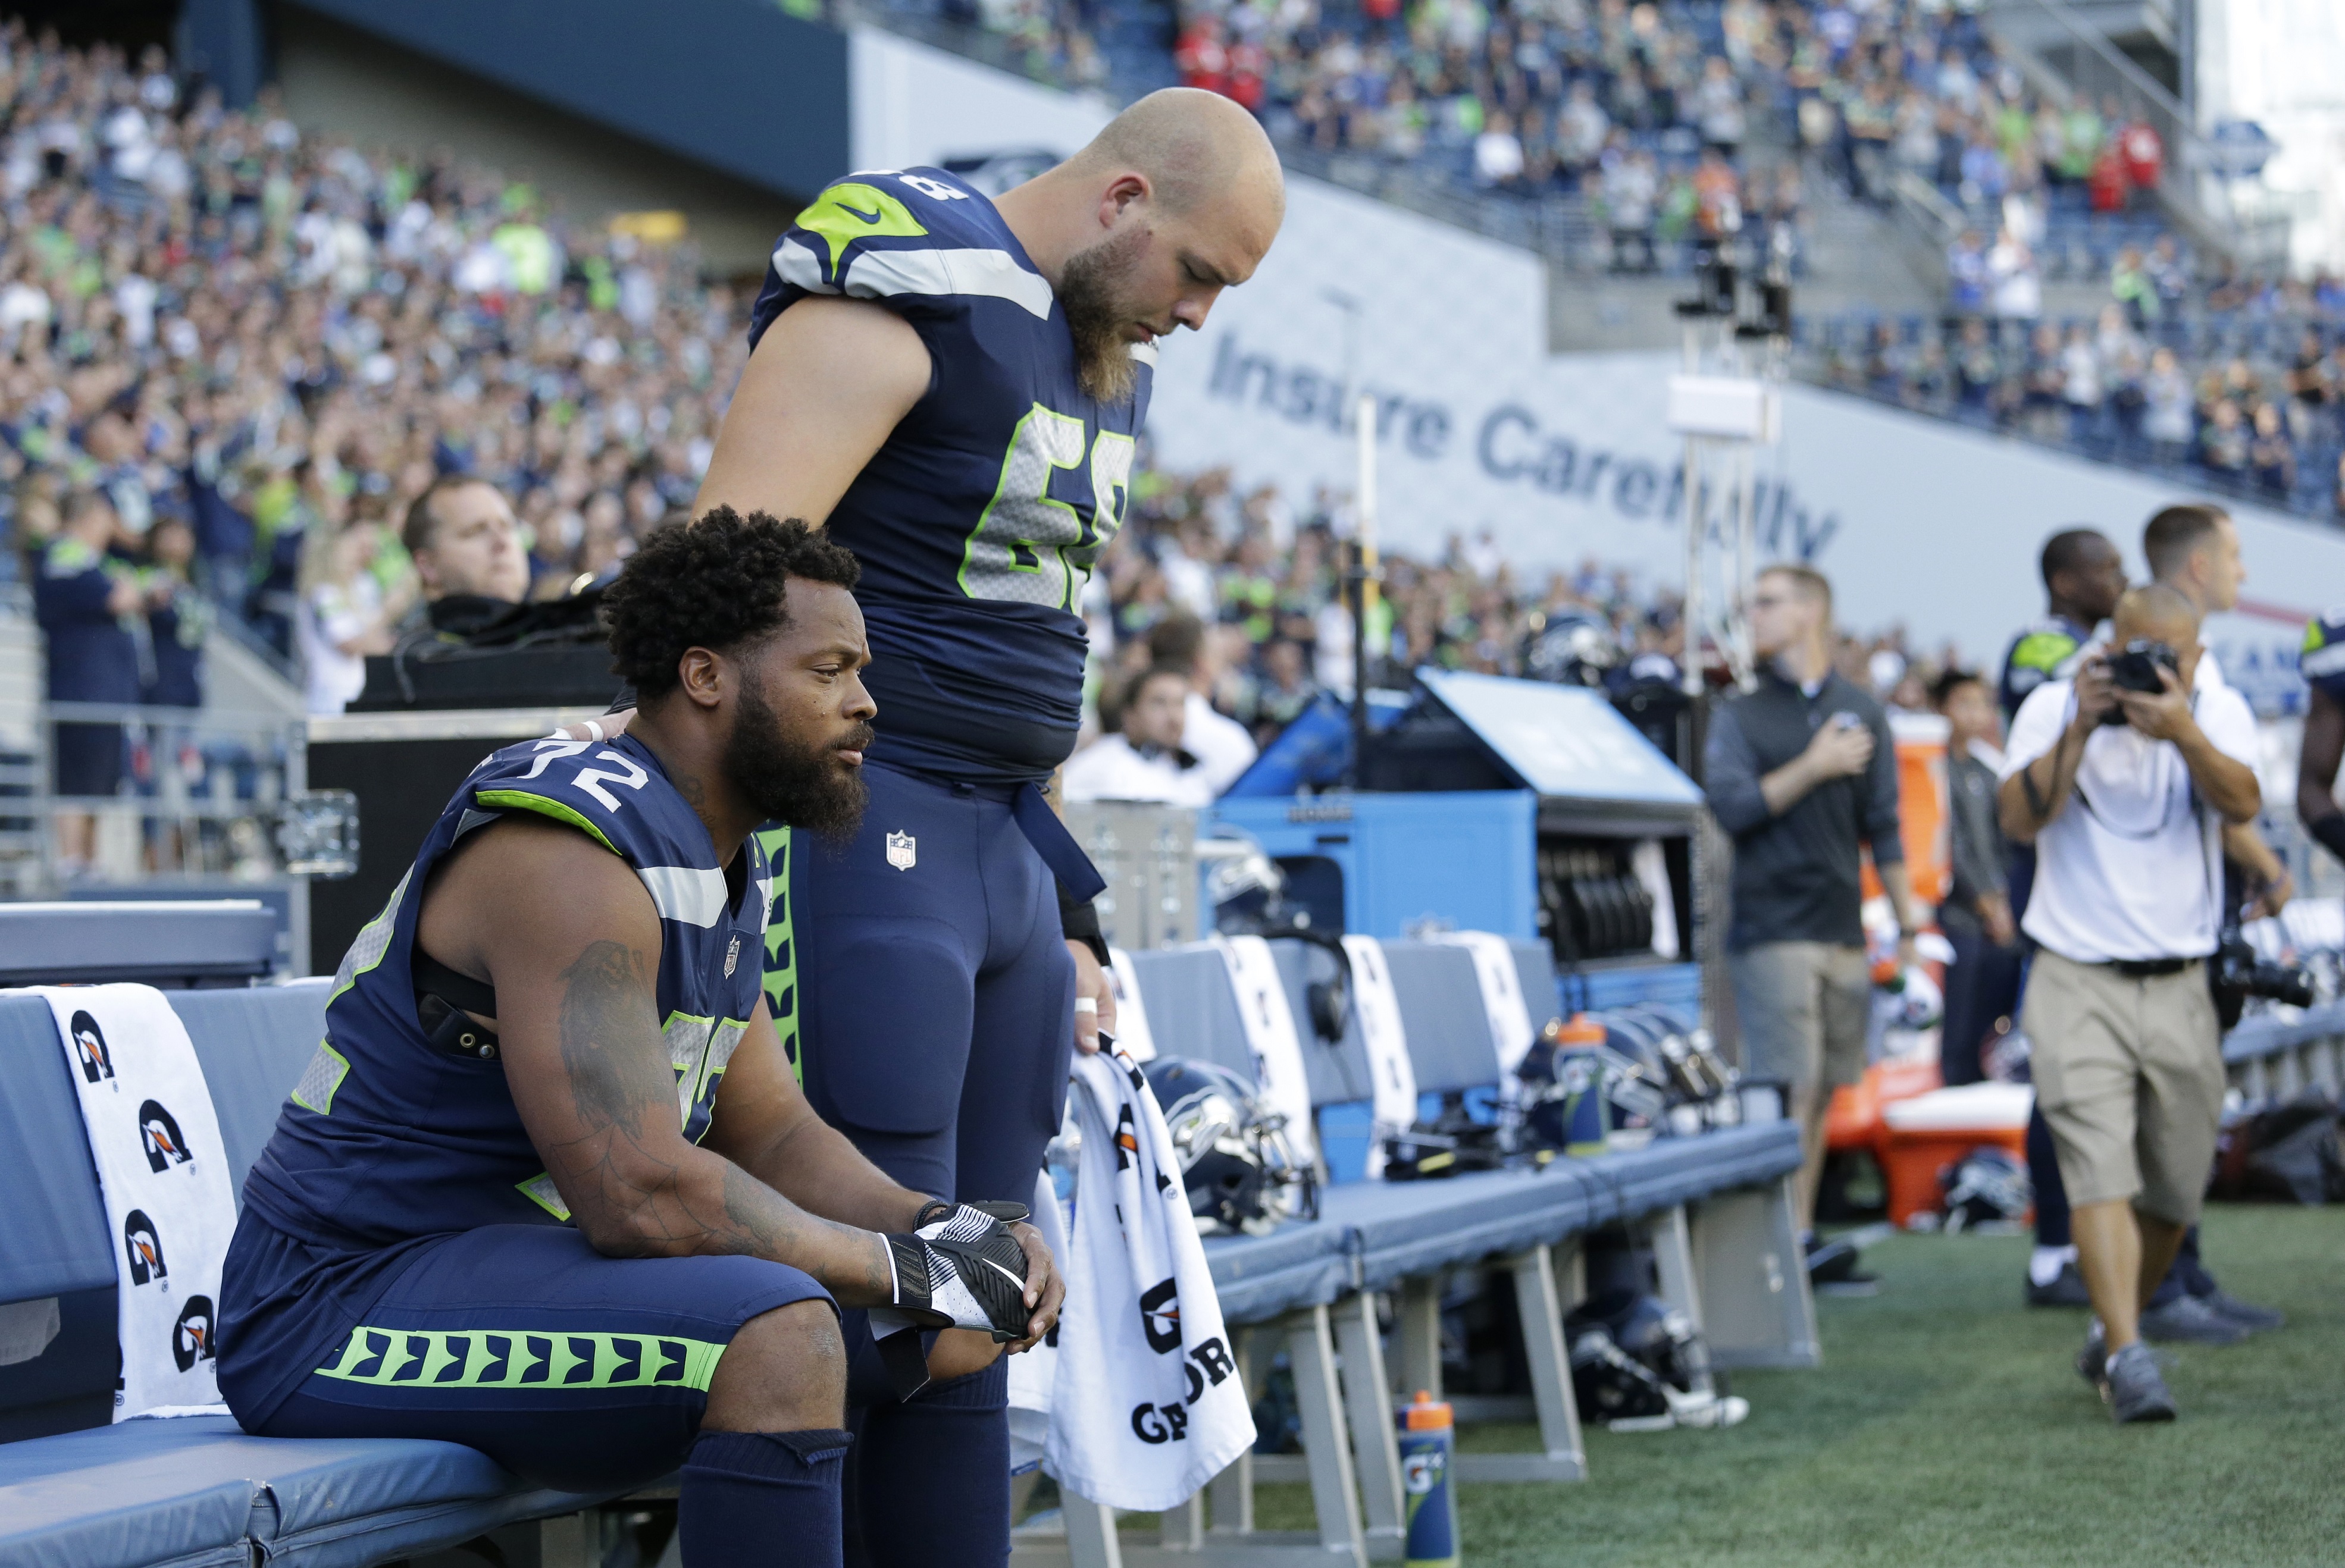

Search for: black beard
xmin=724 ymin=673 xmax=871 ymax=840
xmin=1060 ymin=226 xmax=1145 ymax=406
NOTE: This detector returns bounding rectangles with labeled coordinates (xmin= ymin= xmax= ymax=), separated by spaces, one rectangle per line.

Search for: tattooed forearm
xmin=556 ymin=940 xmax=663 ymax=1138
xmin=537 ymin=939 xmax=891 ymax=1302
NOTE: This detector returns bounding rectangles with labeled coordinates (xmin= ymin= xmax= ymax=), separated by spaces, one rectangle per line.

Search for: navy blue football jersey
xmin=747 ymin=167 xmax=1153 ymax=783
xmin=240 ymin=733 xmax=772 ymax=1249
xmin=1999 ymin=613 xmax=2092 ymax=723
xmin=2303 ymin=611 xmax=2345 ymax=704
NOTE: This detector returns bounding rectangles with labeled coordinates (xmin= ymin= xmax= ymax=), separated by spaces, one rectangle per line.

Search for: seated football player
xmin=217 ymin=509 xmax=1060 ymax=1568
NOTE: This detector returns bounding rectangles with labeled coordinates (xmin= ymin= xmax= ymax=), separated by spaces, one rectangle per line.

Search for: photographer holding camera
xmin=1996 ymin=584 xmax=2261 ymax=1423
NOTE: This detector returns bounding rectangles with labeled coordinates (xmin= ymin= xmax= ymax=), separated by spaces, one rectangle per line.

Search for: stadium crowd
xmin=916 ymin=0 xmax=2186 ymax=283
xmin=1803 ymin=278 xmax=2345 ymax=520
xmin=1 ymin=20 xmax=1970 ymax=801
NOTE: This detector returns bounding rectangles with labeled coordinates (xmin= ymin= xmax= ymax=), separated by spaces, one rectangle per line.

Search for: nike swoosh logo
xmin=974 ymin=1256 xmax=1027 ymax=1293
xmin=838 ymin=203 xmax=884 ymax=224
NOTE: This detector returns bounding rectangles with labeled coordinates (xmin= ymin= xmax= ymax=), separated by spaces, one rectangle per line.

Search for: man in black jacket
xmin=1704 ymin=565 xmax=1921 ymax=1288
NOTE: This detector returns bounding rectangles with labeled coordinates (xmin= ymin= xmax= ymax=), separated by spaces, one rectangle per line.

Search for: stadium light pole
xmin=1353 ymin=390 xmax=1380 ymax=782
xmin=1324 ymin=286 xmax=1377 ymax=786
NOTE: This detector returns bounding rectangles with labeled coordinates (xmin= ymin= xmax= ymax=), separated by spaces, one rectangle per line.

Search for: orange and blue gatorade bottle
xmin=1398 ymin=1390 xmax=1457 ymax=1567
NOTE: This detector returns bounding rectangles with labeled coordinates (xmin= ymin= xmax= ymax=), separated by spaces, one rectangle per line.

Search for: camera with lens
xmin=2099 ymin=639 xmax=2179 ymax=726
xmin=2213 ymin=924 xmax=2314 ymax=1015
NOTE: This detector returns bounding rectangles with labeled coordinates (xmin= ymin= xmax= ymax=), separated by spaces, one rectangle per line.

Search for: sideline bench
xmin=4 ymin=945 xmax=1808 ymax=1568
xmin=0 ymin=982 xmax=622 ymax=1568
xmin=1029 ymin=942 xmax=1809 ymax=1567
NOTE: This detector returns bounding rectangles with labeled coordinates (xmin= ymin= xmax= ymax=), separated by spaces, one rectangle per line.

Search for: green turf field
xmin=1242 ymin=1205 xmax=2345 ymax=1567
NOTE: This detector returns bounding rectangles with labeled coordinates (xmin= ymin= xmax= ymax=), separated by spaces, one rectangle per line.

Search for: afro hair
xmin=600 ymin=507 xmax=860 ymax=698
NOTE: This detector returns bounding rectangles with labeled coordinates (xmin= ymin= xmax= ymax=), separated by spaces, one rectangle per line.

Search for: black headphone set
xmin=1538 ymin=843 xmax=1656 ymax=962
xmin=1271 ymin=925 xmax=1353 ymax=1046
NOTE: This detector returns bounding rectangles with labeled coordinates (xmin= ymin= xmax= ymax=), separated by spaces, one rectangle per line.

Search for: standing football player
xmin=696 ymin=89 xmax=1285 ymax=1563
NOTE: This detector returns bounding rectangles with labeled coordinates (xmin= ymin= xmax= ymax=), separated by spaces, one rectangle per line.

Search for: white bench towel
xmin=34 ymin=984 xmax=237 ymax=1419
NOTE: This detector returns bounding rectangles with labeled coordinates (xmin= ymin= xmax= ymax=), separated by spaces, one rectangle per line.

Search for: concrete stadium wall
xmin=271 ymin=7 xmax=801 ymax=272
xmin=265 ymin=0 xmax=849 ymax=199
xmin=846 ymin=27 xmax=1116 ymax=173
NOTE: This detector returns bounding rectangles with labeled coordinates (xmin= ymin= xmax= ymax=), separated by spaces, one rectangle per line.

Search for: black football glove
xmin=871 ymin=1200 xmax=1033 ymax=1397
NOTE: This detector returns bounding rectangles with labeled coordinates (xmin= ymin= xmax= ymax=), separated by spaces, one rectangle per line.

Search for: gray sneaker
xmin=2102 ymin=1341 xmax=2177 ymax=1423
xmin=2199 ymin=1289 xmax=2284 ymax=1334
xmin=2140 ymin=1293 xmax=2249 ymax=1346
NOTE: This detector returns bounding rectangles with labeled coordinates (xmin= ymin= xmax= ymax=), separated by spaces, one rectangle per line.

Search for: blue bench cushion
xmin=1568 ymin=1123 xmax=1802 ymax=1228
xmin=0 ymin=1418 xmax=274 ymax=1568
xmin=1201 ymin=1218 xmax=1355 ymax=1326
xmin=233 ymin=1426 xmax=614 ymax=1568
xmin=173 ymin=980 xmax=330 ymax=1193
xmin=1320 ymin=1166 xmax=1595 ymax=1292
xmin=1194 ymin=1133 xmax=1784 ymax=1321
xmin=0 ymin=995 xmax=112 ymax=1306
xmin=0 ymin=1415 xmax=615 ymax=1568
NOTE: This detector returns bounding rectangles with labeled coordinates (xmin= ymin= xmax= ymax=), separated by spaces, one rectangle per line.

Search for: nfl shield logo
xmin=724 ymin=936 xmax=741 ymax=978
xmin=885 ymin=831 xmax=917 ymax=871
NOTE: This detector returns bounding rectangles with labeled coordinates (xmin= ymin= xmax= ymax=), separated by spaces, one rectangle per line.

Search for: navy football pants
xmin=236 ymin=1221 xmax=831 ymax=1494
xmin=793 ymin=760 xmax=1075 ymax=1567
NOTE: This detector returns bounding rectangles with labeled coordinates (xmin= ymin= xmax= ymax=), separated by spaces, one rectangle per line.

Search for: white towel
xmin=1005 ymin=1166 xmax=1068 ymax=1475
xmin=1106 ymin=946 xmax=1158 ymax=1062
xmin=1207 ymin=935 xmax=1321 ymax=1174
xmin=36 ymin=984 xmax=237 ymax=1419
xmin=1340 ymin=936 xmax=1416 ymax=1178
xmin=1432 ymin=932 xmax=1541 ymax=1094
xmin=1046 ymin=1050 xmax=1255 ymax=1511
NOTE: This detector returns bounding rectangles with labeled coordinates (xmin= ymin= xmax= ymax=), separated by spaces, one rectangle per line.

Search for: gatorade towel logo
xmin=124 ymin=1209 xmax=167 ymax=1285
xmin=1129 ymin=1335 xmax=1238 ymax=1444
xmin=71 ymin=1009 xmax=112 ymax=1083
xmin=1113 ymin=1103 xmax=1139 ymax=1171
xmin=173 ymin=1296 xmax=216 ymax=1372
xmin=139 ymin=1100 xmax=192 ymax=1172
xmin=1139 ymin=1277 xmax=1182 ymax=1354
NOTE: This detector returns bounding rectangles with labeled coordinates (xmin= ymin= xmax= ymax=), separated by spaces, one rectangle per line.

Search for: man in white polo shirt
xmin=1996 ymin=584 xmax=2261 ymax=1424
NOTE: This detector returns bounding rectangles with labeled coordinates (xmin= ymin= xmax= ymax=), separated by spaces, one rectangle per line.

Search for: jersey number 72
xmin=959 ymin=404 xmax=1134 ymax=612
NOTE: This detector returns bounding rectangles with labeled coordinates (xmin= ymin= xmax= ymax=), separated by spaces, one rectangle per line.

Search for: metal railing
xmin=8 ymin=699 xmax=310 ymax=896
xmin=1995 ymin=0 xmax=2291 ymax=269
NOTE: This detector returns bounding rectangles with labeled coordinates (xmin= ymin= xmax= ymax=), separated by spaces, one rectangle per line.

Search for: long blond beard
xmin=1062 ymin=226 xmax=1147 ymax=407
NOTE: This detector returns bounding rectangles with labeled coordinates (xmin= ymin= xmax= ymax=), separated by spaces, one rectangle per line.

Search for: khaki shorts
xmin=2021 ymin=949 xmax=2225 ymax=1225
xmin=1727 ymin=941 xmax=1872 ymax=1097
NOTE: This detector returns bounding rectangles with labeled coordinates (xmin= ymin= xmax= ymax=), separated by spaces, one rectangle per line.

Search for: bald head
xmin=2113 ymin=582 xmax=2199 ymax=653
xmin=1072 ymin=88 xmax=1285 ymax=230
xmin=996 ymin=87 xmax=1287 ymax=403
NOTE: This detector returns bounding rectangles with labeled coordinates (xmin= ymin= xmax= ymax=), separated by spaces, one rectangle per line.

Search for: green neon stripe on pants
xmin=315 ymin=1325 xmax=727 ymax=1391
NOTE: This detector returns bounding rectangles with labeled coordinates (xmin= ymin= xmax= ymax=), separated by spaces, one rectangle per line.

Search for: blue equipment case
xmin=1214 ymin=672 xmax=1707 ymax=1016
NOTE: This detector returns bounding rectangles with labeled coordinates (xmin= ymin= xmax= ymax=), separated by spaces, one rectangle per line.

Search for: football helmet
xmin=1142 ymin=1057 xmax=1317 ymax=1234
